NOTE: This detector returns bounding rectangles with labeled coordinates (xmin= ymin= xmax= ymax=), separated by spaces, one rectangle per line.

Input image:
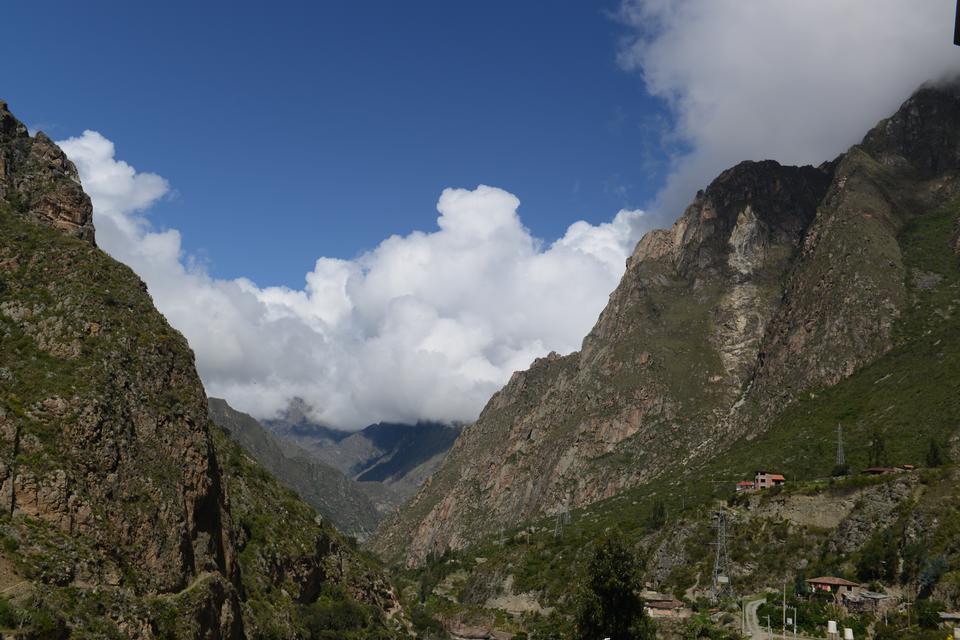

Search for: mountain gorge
xmin=0 ymin=101 xmax=405 ymax=639
xmin=372 ymin=80 xmax=960 ymax=567
xmin=264 ymin=402 xmax=460 ymax=511
xmin=208 ymin=398 xmax=383 ymax=538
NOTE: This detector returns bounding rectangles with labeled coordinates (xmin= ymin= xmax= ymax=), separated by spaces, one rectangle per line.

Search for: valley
xmin=1 ymin=67 xmax=959 ymax=640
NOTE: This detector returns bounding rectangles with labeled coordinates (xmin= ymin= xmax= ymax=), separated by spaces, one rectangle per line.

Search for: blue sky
xmin=6 ymin=2 xmax=955 ymax=426
xmin=3 ymin=1 xmax=670 ymax=288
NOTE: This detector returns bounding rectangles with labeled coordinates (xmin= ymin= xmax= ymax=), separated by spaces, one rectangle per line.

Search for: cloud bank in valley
xmin=59 ymin=131 xmax=645 ymax=428
xmin=618 ymin=0 xmax=960 ymax=221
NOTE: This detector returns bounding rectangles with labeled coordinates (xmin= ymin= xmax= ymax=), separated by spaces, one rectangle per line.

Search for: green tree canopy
xmin=926 ymin=438 xmax=945 ymax=467
xmin=574 ymin=533 xmax=655 ymax=640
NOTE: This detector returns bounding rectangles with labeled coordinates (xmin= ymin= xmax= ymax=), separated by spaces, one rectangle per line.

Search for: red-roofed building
xmin=807 ymin=576 xmax=862 ymax=599
xmin=735 ymin=481 xmax=755 ymax=492
xmin=754 ymin=471 xmax=785 ymax=489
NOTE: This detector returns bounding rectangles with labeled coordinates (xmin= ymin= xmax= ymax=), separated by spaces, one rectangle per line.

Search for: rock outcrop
xmin=372 ymin=81 xmax=960 ymax=566
xmin=0 ymin=101 xmax=241 ymax=638
xmin=0 ymin=100 xmax=95 ymax=243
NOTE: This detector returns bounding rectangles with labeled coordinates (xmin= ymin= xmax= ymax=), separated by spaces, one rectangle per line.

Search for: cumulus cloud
xmin=617 ymin=0 xmax=960 ymax=221
xmin=58 ymin=131 xmax=645 ymax=428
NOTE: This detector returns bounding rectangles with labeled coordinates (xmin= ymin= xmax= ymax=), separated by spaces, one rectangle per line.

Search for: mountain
xmin=264 ymin=402 xmax=461 ymax=509
xmin=0 ymin=100 xmax=406 ymax=638
xmin=371 ymin=80 xmax=960 ymax=566
xmin=208 ymin=398 xmax=382 ymax=538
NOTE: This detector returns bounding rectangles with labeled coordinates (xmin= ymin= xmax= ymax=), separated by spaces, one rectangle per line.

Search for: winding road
xmin=744 ymin=597 xmax=768 ymax=638
xmin=743 ymin=596 xmax=820 ymax=639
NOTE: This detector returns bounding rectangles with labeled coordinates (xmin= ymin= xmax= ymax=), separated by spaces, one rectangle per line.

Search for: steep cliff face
xmin=0 ymin=102 xmax=406 ymax=638
xmin=0 ymin=103 xmax=242 ymax=637
xmin=747 ymin=82 xmax=960 ymax=416
xmin=372 ymin=81 xmax=960 ymax=566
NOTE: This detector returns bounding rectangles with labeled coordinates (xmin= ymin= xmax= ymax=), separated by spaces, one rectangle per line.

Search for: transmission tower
xmin=711 ymin=505 xmax=732 ymax=601
xmin=836 ymin=424 xmax=846 ymax=468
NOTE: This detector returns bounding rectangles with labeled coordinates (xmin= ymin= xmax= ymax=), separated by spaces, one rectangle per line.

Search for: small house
xmin=735 ymin=481 xmax=755 ymax=492
xmin=844 ymin=590 xmax=894 ymax=613
xmin=806 ymin=577 xmax=861 ymax=599
xmin=642 ymin=593 xmax=689 ymax=619
xmin=754 ymin=471 xmax=785 ymax=489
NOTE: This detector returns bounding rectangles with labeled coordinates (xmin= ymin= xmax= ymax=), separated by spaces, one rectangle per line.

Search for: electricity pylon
xmin=711 ymin=505 xmax=732 ymax=600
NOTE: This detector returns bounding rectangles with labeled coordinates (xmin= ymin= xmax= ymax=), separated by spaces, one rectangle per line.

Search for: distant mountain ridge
xmin=207 ymin=398 xmax=382 ymax=537
xmin=264 ymin=400 xmax=461 ymax=507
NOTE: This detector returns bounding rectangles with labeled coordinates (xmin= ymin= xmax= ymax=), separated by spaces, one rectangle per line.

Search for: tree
xmin=925 ymin=438 xmax=945 ymax=467
xmin=646 ymin=499 xmax=667 ymax=532
xmin=857 ymin=528 xmax=897 ymax=582
xmin=574 ymin=533 xmax=655 ymax=640
xmin=793 ymin=569 xmax=808 ymax=596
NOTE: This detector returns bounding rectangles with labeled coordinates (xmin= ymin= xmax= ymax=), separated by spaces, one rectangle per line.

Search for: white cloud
xmin=617 ymin=0 xmax=960 ymax=221
xmin=58 ymin=131 xmax=645 ymax=428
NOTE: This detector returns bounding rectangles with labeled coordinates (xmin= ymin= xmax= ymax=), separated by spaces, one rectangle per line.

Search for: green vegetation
xmin=572 ymin=533 xmax=654 ymax=640
xmin=211 ymin=423 xmax=400 ymax=639
xmin=0 ymin=200 xmax=407 ymax=636
xmin=757 ymin=592 xmax=867 ymax=638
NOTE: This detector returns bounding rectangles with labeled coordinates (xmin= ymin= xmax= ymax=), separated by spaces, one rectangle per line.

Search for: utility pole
xmin=782 ymin=582 xmax=786 ymax=636
xmin=836 ymin=424 xmax=846 ymax=469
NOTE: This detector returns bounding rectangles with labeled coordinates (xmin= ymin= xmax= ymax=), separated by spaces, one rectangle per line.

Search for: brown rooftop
xmin=807 ymin=576 xmax=859 ymax=587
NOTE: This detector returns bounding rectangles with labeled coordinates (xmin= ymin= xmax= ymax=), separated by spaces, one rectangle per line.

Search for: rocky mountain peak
xmin=631 ymin=160 xmax=832 ymax=278
xmin=0 ymin=98 xmax=95 ymax=243
xmin=862 ymin=78 xmax=960 ymax=178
